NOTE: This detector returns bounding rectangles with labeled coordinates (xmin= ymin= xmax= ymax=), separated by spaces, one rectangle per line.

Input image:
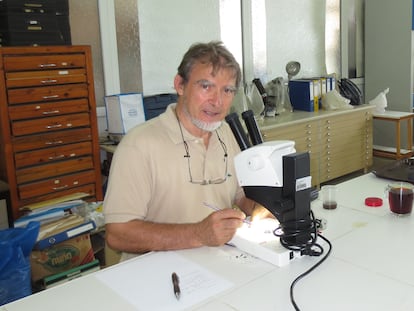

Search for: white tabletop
xmin=3 ymin=173 xmax=414 ymax=311
xmin=372 ymin=110 xmax=414 ymax=119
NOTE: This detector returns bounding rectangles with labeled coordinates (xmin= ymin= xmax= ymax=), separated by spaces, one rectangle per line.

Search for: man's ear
xmin=174 ymin=74 xmax=185 ymax=96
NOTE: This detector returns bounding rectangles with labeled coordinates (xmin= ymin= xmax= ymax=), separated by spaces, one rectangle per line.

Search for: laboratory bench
xmin=2 ymin=172 xmax=414 ymax=311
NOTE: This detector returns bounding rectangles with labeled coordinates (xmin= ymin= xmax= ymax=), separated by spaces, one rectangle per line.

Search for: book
xmin=43 ymin=259 xmax=100 ymax=288
xmin=34 ymin=220 xmax=96 ymax=250
xmin=19 ymin=192 xmax=90 ymax=213
xmin=14 ymin=208 xmax=67 ymax=228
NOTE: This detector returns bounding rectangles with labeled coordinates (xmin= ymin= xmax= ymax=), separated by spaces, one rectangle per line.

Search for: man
xmin=104 ymin=41 xmax=265 ymax=261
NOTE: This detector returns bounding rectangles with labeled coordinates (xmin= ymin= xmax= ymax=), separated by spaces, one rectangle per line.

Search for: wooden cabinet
xmin=0 ymin=45 xmax=103 ymax=220
xmin=259 ymin=106 xmax=373 ymax=186
xmin=319 ymin=109 xmax=373 ymax=182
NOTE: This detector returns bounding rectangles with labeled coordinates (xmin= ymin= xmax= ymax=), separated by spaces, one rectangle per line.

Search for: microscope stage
xmin=229 ymin=218 xmax=303 ymax=267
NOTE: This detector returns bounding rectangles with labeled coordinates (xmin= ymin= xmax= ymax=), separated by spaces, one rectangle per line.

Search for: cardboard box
xmin=30 ymin=233 xmax=95 ymax=282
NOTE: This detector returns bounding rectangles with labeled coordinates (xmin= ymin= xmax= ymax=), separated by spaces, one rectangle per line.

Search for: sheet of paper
xmin=94 ymin=251 xmax=234 ymax=310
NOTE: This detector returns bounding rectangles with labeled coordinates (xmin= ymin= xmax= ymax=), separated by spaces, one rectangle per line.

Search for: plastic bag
xmin=322 ymin=89 xmax=354 ymax=110
xmin=369 ymin=88 xmax=389 ymax=114
xmin=0 ymin=222 xmax=39 ymax=306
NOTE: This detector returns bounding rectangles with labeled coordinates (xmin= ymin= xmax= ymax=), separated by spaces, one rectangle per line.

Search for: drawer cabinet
xmin=259 ymin=106 xmax=373 ymax=187
xmin=0 ymin=45 xmax=103 ymax=220
xmin=262 ymin=119 xmax=321 ymax=185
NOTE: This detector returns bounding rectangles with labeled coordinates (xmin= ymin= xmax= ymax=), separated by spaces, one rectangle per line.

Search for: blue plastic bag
xmin=0 ymin=222 xmax=39 ymax=306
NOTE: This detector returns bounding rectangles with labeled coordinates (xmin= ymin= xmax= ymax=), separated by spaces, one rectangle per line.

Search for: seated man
xmin=103 ymin=41 xmax=266 ymax=261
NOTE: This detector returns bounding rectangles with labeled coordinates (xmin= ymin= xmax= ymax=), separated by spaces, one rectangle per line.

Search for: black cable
xmin=290 ymin=233 xmax=332 ymax=310
xmin=273 ymin=211 xmax=333 ymax=310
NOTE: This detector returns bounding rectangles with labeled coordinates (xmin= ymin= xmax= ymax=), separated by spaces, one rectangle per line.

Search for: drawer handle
xmin=48 ymin=154 xmax=65 ymax=160
xmin=45 ymin=140 xmax=63 ymax=145
xmin=46 ymin=124 xmax=62 ymax=129
xmin=41 ymin=79 xmax=58 ymax=84
xmin=52 ymin=185 xmax=68 ymax=191
xmin=42 ymin=110 xmax=60 ymax=115
xmin=43 ymin=95 xmax=59 ymax=99
xmin=39 ymin=63 xmax=57 ymax=68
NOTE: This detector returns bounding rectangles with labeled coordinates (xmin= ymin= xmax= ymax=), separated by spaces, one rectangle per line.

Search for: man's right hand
xmin=195 ymin=208 xmax=246 ymax=246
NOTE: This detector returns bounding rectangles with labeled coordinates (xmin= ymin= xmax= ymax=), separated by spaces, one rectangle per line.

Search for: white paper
xmin=94 ymin=251 xmax=233 ymax=310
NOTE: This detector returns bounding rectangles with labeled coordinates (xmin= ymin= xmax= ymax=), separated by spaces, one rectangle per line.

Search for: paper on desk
xmin=94 ymin=251 xmax=233 ymax=311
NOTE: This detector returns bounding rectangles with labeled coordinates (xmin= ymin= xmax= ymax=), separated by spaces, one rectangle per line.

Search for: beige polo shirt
xmin=103 ymin=104 xmax=244 ymax=257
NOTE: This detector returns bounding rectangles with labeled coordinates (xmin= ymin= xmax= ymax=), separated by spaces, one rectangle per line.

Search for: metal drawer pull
xmin=42 ymin=110 xmax=60 ymax=115
xmin=46 ymin=124 xmax=62 ymax=129
xmin=39 ymin=63 xmax=57 ymax=68
xmin=45 ymin=140 xmax=63 ymax=145
xmin=52 ymin=185 xmax=68 ymax=190
xmin=48 ymin=154 xmax=65 ymax=160
xmin=41 ymin=79 xmax=58 ymax=84
xmin=43 ymin=95 xmax=59 ymax=99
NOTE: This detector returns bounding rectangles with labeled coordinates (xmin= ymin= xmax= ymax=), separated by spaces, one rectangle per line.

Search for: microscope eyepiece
xmin=225 ymin=112 xmax=251 ymax=150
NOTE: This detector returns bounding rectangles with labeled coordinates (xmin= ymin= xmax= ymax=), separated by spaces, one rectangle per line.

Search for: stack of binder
xmin=30 ymin=213 xmax=99 ymax=289
xmin=288 ymin=76 xmax=336 ymax=112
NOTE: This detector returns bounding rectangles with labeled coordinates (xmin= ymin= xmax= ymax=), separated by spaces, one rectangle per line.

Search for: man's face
xmin=175 ymin=61 xmax=237 ymax=131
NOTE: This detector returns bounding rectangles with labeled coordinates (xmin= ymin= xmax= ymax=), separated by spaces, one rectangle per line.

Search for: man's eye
xmin=224 ymin=87 xmax=237 ymax=95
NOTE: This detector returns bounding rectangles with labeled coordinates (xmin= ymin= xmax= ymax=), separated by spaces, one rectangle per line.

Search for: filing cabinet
xmin=259 ymin=105 xmax=373 ymax=187
xmin=0 ymin=45 xmax=103 ymax=220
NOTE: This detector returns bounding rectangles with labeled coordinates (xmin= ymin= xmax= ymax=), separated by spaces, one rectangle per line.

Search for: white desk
xmin=373 ymin=110 xmax=414 ymax=159
xmin=3 ymin=174 xmax=414 ymax=311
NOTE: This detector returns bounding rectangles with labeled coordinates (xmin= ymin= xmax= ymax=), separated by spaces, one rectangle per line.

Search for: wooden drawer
xmin=11 ymin=112 xmax=90 ymax=136
xmin=3 ymin=53 xmax=86 ymax=71
xmin=16 ymin=156 xmax=94 ymax=184
xmin=12 ymin=128 xmax=92 ymax=152
xmin=18 ymin=170 xmax=96 ymax=200
xmin=8 ymin=98 xmax=89 ymax=120
xmin=19 ymin=184 xmax=96 ymax=208
xmin=7 ymin=83 xmax=89 ymax=105
xmin=5 ymin=69 xmax=86 ymax=88
xmin=262 ymin=122 xmax=318 ymax=142
xmin=14 ymin=141 xmax=92 ymax=168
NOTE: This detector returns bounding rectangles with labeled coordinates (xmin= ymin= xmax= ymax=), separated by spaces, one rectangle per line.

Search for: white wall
xmin=137 ymin=0 xmax=330 ymax=95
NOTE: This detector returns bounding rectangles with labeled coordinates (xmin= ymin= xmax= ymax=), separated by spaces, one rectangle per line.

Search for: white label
xmin=296 ymin=176 xmax=312 ymax=191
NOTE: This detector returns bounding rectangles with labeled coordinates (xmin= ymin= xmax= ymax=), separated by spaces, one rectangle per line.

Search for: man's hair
xmin=177 ymin=41 xmax=242 ymax=88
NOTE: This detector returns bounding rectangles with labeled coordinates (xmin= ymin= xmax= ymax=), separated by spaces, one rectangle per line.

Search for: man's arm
xmin=105 ymin=208 xmax=246 ymax=254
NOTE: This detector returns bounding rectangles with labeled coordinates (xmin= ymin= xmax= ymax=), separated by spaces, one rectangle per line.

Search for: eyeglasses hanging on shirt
xmin=176 ymin=117 xmax=229 ymax=185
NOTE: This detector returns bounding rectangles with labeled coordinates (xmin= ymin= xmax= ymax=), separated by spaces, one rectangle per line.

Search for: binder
xmin=288 ymin=79 xmax=315 ymax=112
xmin=36 ymin=214 xmax=85 ymax=241
xmin=34 ymin=220 xmax=96 ymax=250
xmin=43 ymin=259 xmax=100 ymax=288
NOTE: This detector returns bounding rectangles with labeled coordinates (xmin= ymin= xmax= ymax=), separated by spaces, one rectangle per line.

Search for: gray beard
xmin=191 ymin=117 xmax=222 ymax=132
xmin=182 ymin=104 xmax=222 ymax=132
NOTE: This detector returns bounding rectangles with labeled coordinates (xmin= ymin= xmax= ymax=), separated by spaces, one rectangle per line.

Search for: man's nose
xmin=210 ymin=89 xmax=224 ymax=106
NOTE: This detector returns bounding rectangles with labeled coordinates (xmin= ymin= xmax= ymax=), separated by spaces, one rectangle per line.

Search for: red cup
xmin=386 ymin=182 xmax=414 ymax=215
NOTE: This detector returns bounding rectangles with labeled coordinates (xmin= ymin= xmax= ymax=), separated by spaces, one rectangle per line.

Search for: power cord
xmin=274 ymin=211 xmax=333 ymax=310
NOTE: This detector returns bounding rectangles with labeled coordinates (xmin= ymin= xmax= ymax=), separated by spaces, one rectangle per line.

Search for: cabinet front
xmin=261 ymin=120 xmax=320 ymax=186
xmin=0 ymin=46 xmax=102 ymax=219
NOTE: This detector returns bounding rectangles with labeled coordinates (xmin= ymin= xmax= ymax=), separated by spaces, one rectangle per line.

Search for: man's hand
xmin=195 ymin=208 xmax=246 ymax=246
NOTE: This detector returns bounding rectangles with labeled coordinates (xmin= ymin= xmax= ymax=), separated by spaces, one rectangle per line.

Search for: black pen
xmin=172 ymin=272 xmax=181 ymax=300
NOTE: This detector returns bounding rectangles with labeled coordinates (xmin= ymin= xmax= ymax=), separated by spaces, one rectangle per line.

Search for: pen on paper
xmin=203 ymin=202 xmax=251 ymax=225
xmin=172 ymin=272 xmax=181 ymax=300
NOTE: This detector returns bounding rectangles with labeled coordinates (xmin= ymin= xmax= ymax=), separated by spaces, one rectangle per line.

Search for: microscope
xmin=225 ymin=110 xmax=314 ymax=250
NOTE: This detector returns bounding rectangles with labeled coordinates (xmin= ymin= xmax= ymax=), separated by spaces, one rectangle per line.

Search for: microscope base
xmin=229 ymin=218 xmax=304 ymax=267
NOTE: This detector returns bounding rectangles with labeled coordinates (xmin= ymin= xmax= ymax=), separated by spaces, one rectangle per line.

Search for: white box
xmin=105 ymin=93 xmax=145 ymax=136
